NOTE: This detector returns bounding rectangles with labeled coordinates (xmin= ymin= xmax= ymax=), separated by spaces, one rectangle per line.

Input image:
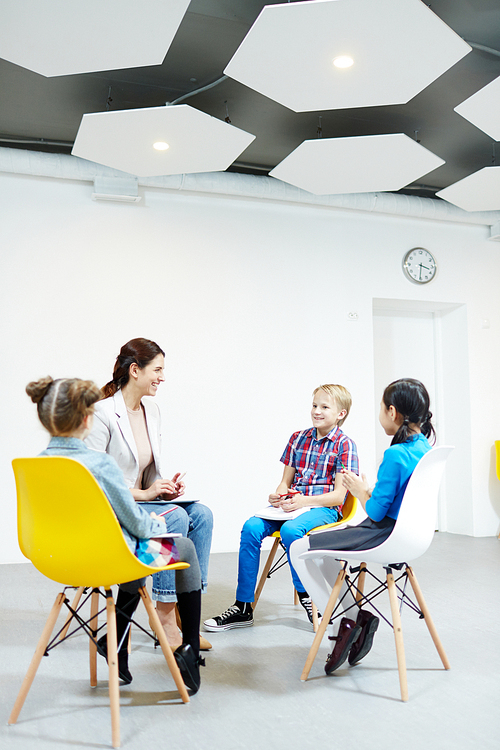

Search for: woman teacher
xmin=86 ymin=338 xmax=213 ymax=651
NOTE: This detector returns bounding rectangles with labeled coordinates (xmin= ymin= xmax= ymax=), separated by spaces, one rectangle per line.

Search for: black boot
xmin=96 ymin=588 xmax=140 ymax=684
xmin=174 ymin=644 xmax=205 ymax=694
xmin=175 ymin=589 xmax=204 ymax=693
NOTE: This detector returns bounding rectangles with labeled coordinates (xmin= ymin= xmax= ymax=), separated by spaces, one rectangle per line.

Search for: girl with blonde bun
xmin=26 ymin=376 xmax=204 ymax=693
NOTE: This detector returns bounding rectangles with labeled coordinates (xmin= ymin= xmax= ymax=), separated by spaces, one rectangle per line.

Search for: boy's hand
xmin=269 ymin=493 xmax=282 ymax=507
xmin=280 ymin=492 xmax=305 ymax=512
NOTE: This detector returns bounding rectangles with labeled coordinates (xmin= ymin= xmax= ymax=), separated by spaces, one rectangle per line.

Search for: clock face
xmin=403 ymin=248 xmax=437 ymax=284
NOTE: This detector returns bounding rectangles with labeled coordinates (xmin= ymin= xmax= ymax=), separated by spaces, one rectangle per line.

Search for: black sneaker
xmin=298 ymin=596 xmax=315 ymax=625
xmin=203 ymin=604 xmax=253 ymax=632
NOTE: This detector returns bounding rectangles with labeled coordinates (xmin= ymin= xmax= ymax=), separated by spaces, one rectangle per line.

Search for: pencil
xmin=158 ymin=507 xmax=177 ymax=517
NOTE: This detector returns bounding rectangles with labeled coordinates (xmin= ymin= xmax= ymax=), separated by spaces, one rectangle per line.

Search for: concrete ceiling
xmin=1 ymin=0 xmax=499 ymax=198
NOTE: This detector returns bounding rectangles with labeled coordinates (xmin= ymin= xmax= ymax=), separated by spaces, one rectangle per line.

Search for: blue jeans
xmin=138 ymin=501 xmax=213 ymax=603
xmin=235 ymin=507 xmax=340 ymax=602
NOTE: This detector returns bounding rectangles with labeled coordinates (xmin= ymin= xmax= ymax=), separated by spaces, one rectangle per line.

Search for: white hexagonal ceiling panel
xmin=454 ymin=75 xmax=500 ymax=142
xmin=269 ymin=133 xmax=445 ymax=195
xmin=0 ymin=0 xmax=190 ymax=76
xmin=224 ymin=0 xmax=471 ymax=113
xmin=71 ymin=105 xmax=256 ymax=177
xmin=436 ymin=167 xmax=500 ymax=212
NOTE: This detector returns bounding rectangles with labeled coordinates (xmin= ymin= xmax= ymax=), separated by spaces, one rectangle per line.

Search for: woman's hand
xmin=149 ymin=512 xmax=166 ymax=526
xmin=342 ymin=470 xmax=370 ymax=501
xmin=143 ymin=478 xmax=178 ymax=501
xmin=171 ymin=472 xmax=186 ymax=498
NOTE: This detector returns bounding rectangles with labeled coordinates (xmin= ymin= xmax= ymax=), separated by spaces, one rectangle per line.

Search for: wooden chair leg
xmin=311 ymin=601 xmax=319 ymax=633
xmin=301 ymin=566 xmax=347 ymax=681
xmin=253 ymin=537 xmax=280 ymax=608
xmin=9 ymin=592 xmax=66 ymax=725
xmin=105 ymin=589 xmax=120 ymax=749
xmin=89 ymin=588 xmax=99 ymax=687
xmin=293 ymin=588 xmax=299 ymax=605
xmin=406 ymin=565 xmax=450 ymax=670
xmin=356 ymin=563 xmax=367 ymax=605
xmin=386 ymin=570 xmax=408 ymax=702
xmin=59 ymin=586 xmax=85 ymax=640
xmin=138 ymin=586 xmax=190 ymax=704
xmin=175 ymin=603 xmax=183 ymax=630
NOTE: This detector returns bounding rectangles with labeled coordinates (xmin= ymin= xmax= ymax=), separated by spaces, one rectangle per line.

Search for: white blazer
xmin=85 ymin=389 xmax=162 ymax=490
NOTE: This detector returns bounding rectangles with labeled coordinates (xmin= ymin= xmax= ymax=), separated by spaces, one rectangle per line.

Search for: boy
xmin=204 ymin=384 xmax=358 ymax=631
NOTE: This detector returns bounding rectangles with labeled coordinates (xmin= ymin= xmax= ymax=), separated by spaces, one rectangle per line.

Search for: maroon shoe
xmin=324 ymin=618 xmax=362 ymax=675
xmin=348 ymin=609 xmax=379 ymax=665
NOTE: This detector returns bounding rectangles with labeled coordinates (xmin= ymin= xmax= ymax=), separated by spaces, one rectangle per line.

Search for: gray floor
xmin=1 ymin=533 xmax=499 ymax=750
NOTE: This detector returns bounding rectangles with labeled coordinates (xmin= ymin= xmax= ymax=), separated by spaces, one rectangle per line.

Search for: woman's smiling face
xmin=134 ymin=353 xmax=165 ymax=397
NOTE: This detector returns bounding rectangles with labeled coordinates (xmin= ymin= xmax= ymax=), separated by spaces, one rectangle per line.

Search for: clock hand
xmin=418 ymin=263 xmax=430 ymax=280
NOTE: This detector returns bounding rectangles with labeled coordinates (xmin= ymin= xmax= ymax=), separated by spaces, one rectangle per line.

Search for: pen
xmin=176 ymin=471 xmax=186 ymax=483
xmin=157 ymin=507 xmax=177 ymax=517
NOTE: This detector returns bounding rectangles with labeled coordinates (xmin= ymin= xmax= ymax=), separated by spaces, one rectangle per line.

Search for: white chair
xmin=299 ymin=445 xmax=454 ymax=701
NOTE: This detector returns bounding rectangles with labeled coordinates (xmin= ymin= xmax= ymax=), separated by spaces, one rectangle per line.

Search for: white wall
xmin=1 ymin=168 xmax=500 ymax=564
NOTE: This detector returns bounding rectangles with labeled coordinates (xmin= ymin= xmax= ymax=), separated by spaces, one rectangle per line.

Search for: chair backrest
xmin=341 ymin=492 xmax=357 ymax=524
xmin=12 ymin=456 xmax=164 ymax=588
xmin=363 ymin=445 xmax=454 ymax=564
xmin=308 ymin=446 xmax=454 ymax=566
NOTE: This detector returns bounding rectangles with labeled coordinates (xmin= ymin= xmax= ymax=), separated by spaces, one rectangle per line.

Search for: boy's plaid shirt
xmin=280 ymin=425 xmax=358 ymax=499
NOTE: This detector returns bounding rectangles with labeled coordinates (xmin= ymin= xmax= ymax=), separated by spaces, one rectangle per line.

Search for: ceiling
xmin=1 ymin=0 xmax=500 ymax=198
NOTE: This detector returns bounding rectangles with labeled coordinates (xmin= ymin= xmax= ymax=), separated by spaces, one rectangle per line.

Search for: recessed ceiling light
xmin=153 ymin=141 xmax=169 ymax=151
xmin=333 ymin=55 xmax=354 ymax=69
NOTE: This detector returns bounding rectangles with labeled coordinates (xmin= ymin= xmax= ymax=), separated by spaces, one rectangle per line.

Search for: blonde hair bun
xmin=26 ymin=377 xmax=54 ymax=404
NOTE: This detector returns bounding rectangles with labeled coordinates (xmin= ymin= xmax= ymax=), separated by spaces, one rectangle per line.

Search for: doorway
xmin=373 ymin=298 xmax=473 ymax=534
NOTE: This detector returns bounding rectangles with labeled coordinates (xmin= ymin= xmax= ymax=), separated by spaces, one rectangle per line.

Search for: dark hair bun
xmin=26 ymin=377 xmax=54 ymax=404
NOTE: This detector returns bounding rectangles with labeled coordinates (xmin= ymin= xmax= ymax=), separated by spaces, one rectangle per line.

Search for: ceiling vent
xmin=91 ymin=176 xmax=141 ymax=203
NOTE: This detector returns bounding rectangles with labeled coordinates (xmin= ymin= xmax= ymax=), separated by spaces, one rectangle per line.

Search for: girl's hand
xmin=342 ymin=470 xmax=369 ymax=498
xmin=149 ymin=512 xmax=166 ymax=525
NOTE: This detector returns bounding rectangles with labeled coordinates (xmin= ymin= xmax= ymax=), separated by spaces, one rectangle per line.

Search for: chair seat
xmin=253 ymin=493 xmax=358 ymax=610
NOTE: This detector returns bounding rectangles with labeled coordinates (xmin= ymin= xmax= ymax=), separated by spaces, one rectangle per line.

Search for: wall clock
xmin=402 ymin=247 xmax=437 ymax=284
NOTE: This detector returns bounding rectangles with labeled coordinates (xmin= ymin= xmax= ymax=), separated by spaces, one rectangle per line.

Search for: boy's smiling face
xmin=311 ymin=389 xmax=347 ymax=438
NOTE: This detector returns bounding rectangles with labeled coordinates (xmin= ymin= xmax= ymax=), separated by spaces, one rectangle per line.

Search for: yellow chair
xmin=8 ymin=457 xmax=191 ymax=748
xmin=253 ymin=492 xmax=358 ymax=624
xmin=495 ymin=441 xmax=500 ymax=540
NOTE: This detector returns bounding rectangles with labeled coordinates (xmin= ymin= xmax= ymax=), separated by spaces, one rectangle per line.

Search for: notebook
xmin=254 ymin=505 xmax=314 ymax=521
